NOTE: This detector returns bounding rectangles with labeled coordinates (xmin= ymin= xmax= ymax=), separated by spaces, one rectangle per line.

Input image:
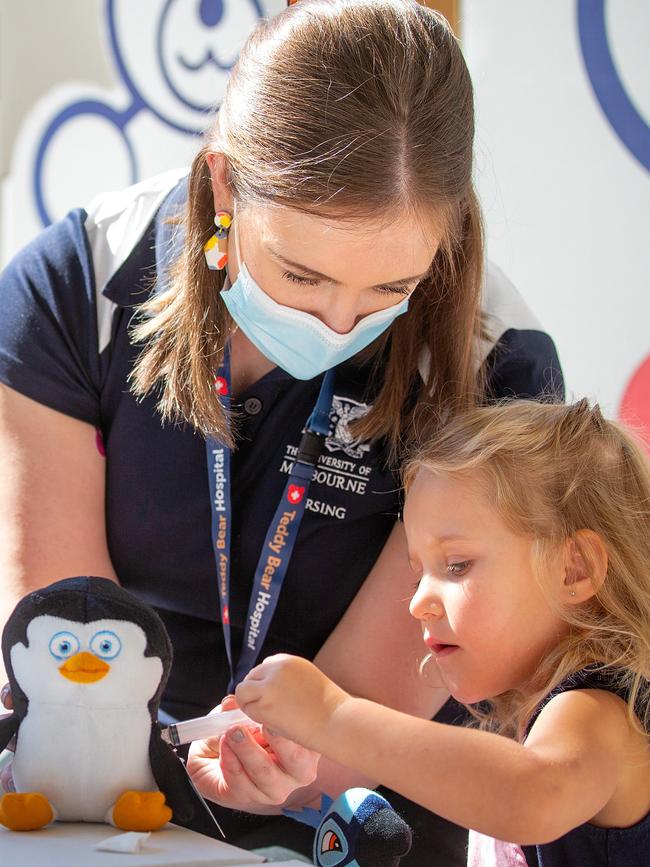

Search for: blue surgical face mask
xmin=220 ymin=205 xmax=411 ymax=381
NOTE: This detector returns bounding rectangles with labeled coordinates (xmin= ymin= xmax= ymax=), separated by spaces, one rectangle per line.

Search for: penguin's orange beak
xmin=59 ymin=651 xmax=110 ymax=683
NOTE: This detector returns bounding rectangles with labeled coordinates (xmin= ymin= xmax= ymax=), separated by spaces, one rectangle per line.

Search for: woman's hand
xmin=0 ymin=683 xmax=16 ymax=794
xmin=186 ymin=694 xmax=320 ymax=812
xmin=235 ymin=654 xmax=350 ymax=748
xmin=0 ymin=683 xmax=12 ymax=713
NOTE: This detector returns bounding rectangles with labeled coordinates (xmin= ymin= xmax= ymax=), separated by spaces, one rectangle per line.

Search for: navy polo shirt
xmin=0 ymin=170 xmax=564 ymax=721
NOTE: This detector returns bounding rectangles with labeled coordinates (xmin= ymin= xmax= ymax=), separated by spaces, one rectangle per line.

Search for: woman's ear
xmin=205 ymin=152 xmax=233 ymax=213
xmin=563 ymin=529 xmax=608 ymax=604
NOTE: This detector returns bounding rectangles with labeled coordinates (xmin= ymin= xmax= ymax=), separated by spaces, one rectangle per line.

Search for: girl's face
xmin=227 ymin=203 xmax=440 ymax=334
xmin=405 ymin=469 xmax=569 ymax=704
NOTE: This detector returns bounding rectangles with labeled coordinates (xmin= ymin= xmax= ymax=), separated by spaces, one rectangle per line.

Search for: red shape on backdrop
xmin=618 ymin=354 xmax=650 ymax=453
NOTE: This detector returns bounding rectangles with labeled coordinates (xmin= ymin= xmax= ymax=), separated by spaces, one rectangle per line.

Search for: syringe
xmin=161 ymin=708 xmax=257 ymax=747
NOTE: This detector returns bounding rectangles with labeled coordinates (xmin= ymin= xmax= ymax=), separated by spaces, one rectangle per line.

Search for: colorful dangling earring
xmin=204 ymin=210 xmax=232 ymax=271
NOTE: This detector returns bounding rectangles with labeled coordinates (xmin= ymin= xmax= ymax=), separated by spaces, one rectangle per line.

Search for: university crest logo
xmin=325 ymin=396 xmax=372 ymax=460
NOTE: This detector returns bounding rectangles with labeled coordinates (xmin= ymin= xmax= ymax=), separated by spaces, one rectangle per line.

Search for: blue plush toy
xmin=285 ymin=787 xmax=413 ymax=866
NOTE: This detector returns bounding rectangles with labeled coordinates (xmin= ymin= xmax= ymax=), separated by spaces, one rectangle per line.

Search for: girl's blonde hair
xmin=404 ymin=399 xmax=650 ymax=740
xmin=130 ymin=0 xmax=483 ymax=454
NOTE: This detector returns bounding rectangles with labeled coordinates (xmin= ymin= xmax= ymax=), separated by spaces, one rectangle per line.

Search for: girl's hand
xmin=186 ymin=694 xmax=320 ymax=811
xmin=235 ymin=654 xmax=350 ymax=747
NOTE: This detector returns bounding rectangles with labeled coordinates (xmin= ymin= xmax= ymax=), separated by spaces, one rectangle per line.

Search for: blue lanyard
xmin=206 ymin=345 xmax=335 ymax=691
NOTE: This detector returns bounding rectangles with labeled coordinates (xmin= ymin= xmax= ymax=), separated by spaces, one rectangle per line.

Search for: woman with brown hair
xmin=0 ymin=0 xmax=562 ymax=862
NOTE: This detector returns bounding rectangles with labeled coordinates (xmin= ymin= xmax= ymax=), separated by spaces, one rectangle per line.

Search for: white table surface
xmin=0 ymin=822 xmax=269 ymax=866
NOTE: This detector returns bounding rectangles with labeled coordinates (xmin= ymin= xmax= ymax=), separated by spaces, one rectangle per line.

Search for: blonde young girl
xmin=236 ymin=400 xmax=650 ymax=865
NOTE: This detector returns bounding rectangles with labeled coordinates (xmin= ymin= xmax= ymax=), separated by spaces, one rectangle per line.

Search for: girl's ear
xmin=563 ymin=529 xmax=608 ymax=604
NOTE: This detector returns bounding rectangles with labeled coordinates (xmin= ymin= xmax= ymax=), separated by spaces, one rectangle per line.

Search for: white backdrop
xmin=463 ymin=0 xmax=650 ymax=438
xmin=1 ymin=0 xmax=648 ymax=440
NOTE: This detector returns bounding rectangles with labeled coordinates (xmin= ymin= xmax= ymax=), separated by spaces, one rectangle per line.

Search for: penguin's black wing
xmin=0 ymin=713 xmax=18 ymax=753
xmin=149 ymin=725 xmax=225 ymax=839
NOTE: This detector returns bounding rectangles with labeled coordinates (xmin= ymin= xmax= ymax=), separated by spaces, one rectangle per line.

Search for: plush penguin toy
xmin=0 ymin=576 xmax=217 ymax=834
xmin=285 ymin=788 xmax=413 ymax=866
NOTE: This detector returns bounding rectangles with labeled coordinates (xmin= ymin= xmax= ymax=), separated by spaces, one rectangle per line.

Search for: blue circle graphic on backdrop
xmin=577 ymin=0 xmax=650 ymax=172
xmin=156 ymin=0 xmax=264 ymax=116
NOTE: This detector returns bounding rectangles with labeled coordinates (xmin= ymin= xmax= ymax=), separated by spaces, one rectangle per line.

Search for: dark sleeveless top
xmin=521 ymin=667 xmax=649 ymax=867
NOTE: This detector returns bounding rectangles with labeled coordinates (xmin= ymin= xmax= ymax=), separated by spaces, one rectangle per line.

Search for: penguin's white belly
xmin=12 ymin=703 xmax=157 ymax=822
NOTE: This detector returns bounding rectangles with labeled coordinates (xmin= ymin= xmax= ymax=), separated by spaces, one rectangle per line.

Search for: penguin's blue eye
xmin=49 ymin=631 xmax=80 ymax=660
xmin=90 ymin=630 xmax=122 ymax=660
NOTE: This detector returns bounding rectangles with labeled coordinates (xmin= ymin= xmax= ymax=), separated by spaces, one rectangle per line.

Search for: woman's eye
xmin=282 ymin=270 xmax=319 ymax=286
xmin=374 ymin=285 xmax=410 ymax=296
xmin=446 ymin=561 xmax=471 ymax=576
xmin=282 ymin=270 xmax=412 ymax=297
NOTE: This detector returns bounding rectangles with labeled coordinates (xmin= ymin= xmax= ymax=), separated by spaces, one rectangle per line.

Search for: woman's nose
xmin=316 ymin=302 xmax=361 ymax=334
xmin=304 ymin=287 xmax=370 ymax=334
xmin=409 ymin=579 xmax=443 ymax=620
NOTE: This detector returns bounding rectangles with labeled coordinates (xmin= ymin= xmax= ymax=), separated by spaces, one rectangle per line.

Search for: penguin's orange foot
xmin=111 ymin=790 xmax=172 ymax=831
xmin=0 ymin=792 xmax=54 ymax=831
